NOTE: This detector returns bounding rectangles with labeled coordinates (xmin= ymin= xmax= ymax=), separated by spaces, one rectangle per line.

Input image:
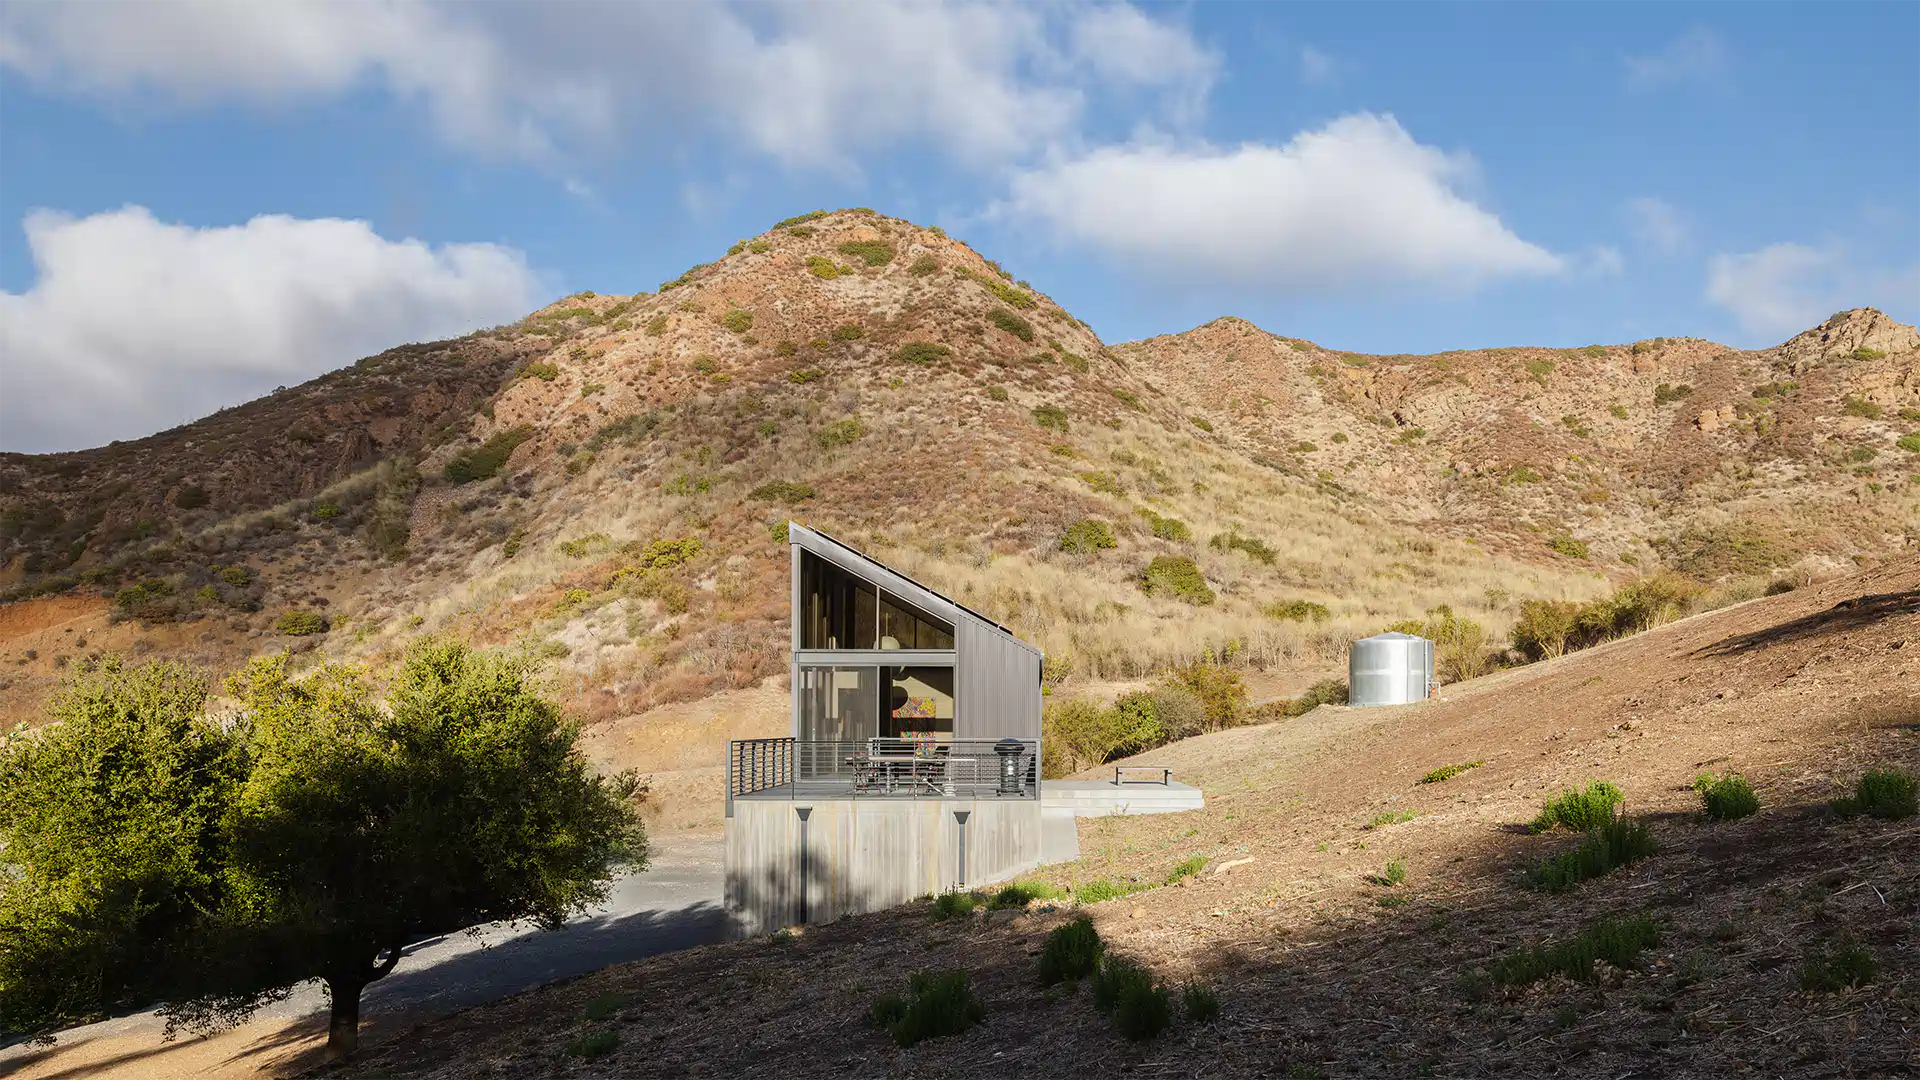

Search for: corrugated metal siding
xmin=956 ymin=619 xmax=1041 ymax=742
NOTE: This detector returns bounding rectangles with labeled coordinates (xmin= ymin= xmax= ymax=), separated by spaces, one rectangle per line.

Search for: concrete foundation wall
xmin=725 ymin=798 xmax=1044 ymax=936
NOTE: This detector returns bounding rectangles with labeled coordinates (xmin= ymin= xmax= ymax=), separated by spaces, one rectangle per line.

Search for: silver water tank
xmin=1348 ymin=632 xmax=1435 ymax=707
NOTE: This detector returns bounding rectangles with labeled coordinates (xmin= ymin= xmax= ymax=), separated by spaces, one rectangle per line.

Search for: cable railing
xmin=726 ymin=737 xmax=1039 ymax=812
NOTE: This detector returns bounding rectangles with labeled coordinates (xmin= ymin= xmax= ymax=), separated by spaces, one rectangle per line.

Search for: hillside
xmin=324 ymin=555 xmax=1920 ymax=1079
xmin=0 ymin=209 xmax=1915 ymax=830
xmin=1120 ymin=308 xmax=1920 ymax=573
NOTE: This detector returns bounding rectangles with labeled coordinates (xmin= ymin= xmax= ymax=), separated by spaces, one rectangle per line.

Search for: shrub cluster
xmin=908 ymin=254 xmax=939 ymax=277
xmin=1694 ymin=771 xmax=1760 ymax=820
xmin=1140 ymin=555 xmax=1213 ymax=605
xmin=989 ymin=308 xmax=1036 ymax=341
xmin=1137 ymin=509 xmax=1191 ymax=542
xmin=867 ymin=970 xmax=983 ymax=1048
xmin=1531 ymin=781 xmax=1625 ymax=832
xmin=749 ymin=481 xmax=815 ymax=503
xmin=1489 ymin=915 xmax=1660 ymax=987
xmin=1279 ymin=678 xmax=1348 ymax=717
xmin=1209 ymin=530 xmax=1277 ymax=565
xmin=1263 ymin=599 xmax=1330 ymax=623
xmin=832 ymin=323 xmax=864 ymax=341
xmin=1526 ymin=817 xmax=1656 ymax=892
xmin=837 ymin=240 xmax=894 ymax=267
xmin=815 ymin=418 xmax=864 ymax=449
xmin=893 ymin=341 xmax=952 ymax=365
xmin=1832 ymin=769 xmax=1917 ymax=819
xmin=1508 ymin=575 xmax=1695 ymax=661
xmin=275 ymin=611 xmax=329 ymax=636
xmin=1058 ymin=519 xmax=1116 ymax=554
xmin=1801 ymin=945 xmax=1878 ymax=992
xmin=957 ymin=267 xmax=1037 ymax=309
xmin=444 ymin=427 xmax=533 ymax=484
xmin=1654 ymin=383 xmax=1694 ymax=404
xmin=1092 ymin=957 xmax=1171 ymax=1041
xmin=1420 ymin=760 xmax=1482 ymax=784
xmin=521 ymin=361 xmax=560 ymax=382
xmin=1388 ymin=607 xmax=1494 ymax=682
xmin=720 ymin=309 xmax=753 ymax=333
xmin=1032 ymin=404 xmax=1068 ymax=431
xmin=1037 ymin=916 xmax=1104 ymax=984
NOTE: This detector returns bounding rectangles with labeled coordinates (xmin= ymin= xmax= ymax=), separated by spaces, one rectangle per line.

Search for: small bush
xmin=1264 ymin=599 xmax=1332 ymax=623
xmin=1149 ymin=685 xmax=1208 ymax=740
xmin=1526 ymin=817 xmax=1657 ymax=892
xmin=1182 ymin=983 xmax=1220 ymax=1025
xmin=990 ymin=881 xmax=1064 ymax=909
xmin=1506 ymin=465 xmax=1544 ymax=484
xmin=1059 ymin=519 xmax=1117 ymax=554
xmin=1548 ymin=534 xmax=1590 ymax=558
xmin=816 ymin=418 xmax=864 ymax=449
xmin=581 ymin=994 xmax=627 ymax=1021
xmin=1420 ymin=761 xmax=1482 ymax=784
xmin=806 ymin=255 xmax=847 ymax=279
xmin=908 ymin=254 xmax=939 ymax=277
xmin=275 ymin=611 xmax=329 ymax=636
xmin=932 ymin=891 xmax=977 ymax=921
xmin=1076 ymin=878 xmax=1151 ymax=904
xmin=1364 ymin=810 xmax=1417 ymax=830
xmin=1141 ymin=556 xmax=1213 ymax=605
xmin=521 ymin=361 xmax=560 ymax=382
xmin=775 ymin=209 xmax=827 ymax=229
xmin=1209 ymin=530 xmax=1277 ymax=565
xmin=1832 ymin=769 xmax=1917 ymax=819
xmin=645 ymin=315 xmax=668 ymax=336
xmin=1850 ymin=346 xmax=1887 ymax=361
xmin=446 ymin=427 xmax=534 ymax=484
xmin=989 ymin=308 xmax=1036 ymax=341
xmin=1800 ymin=945 xmax=1878 ymax=992
xmin=748 ymin=240 xmax=771 ymax=254
xmin=1532 ymin=781 xmax=1625 ymax=832
xmin=1841 ymin=396 xmax=1883 ymax=419
xmin=1164 ymin=856 xmax=1207 ymax=884
xmin=749 ymin=480 xmax=815 ymax=503
xmin=1489 ymin=915 xmax=1661 ymax=987
xmin=1110 ymin=973 xmax=1172 ymax=1041
xmin=986 ymin=386 xmax=1009 ymax=402
xmin=1609 ymin=403 xmax=1629 ymax=419
xmin=832 ymin=322 xmax=864 ymax=341
xmin=836 ymin=239 xmax=895 ymax=267
xmin=1373 ymin=857 xmax=1408 ymax=886
xmin=894 ymin=341 xmax=952 ymax=365
xmin=1165 ymin=651 xmax=1246 ymax=729
xmin=957 ymin=267 xmax=1037 ymax=310
xmin=1189 ymin=415 xmax=1214 ymax=432
xmin=720 ymin=308 xmax=754 ymax=333
xmin=1284 ymin=679 xmax=1348 ymax=717
xmin=564 ymin=1030 xmax=620 ymax=1059
xmin=1137 ymin=509 xmax=1190 ymax=542
xmin=1038 ymin=916 xmax=1104 ymax=984
xmin=1112 ymin=388 xmax=1144 ymax=411
xmin=866 ymin=992 xmax=910 ymax=1031
xmin=1032 ymin=404 xmax=1069 ymax=431
xmin=787 ymin=368 xmax=824 ymax=384
xmin=881 ymin=970 xmax=985 ymax=1048
xmin=1694 ymin=772 xmax=1760 ymax=820
xmin=1896 ymin=432 xmax=1920 ymax=453
xmin=1654 ymin=383 xmax=1694 ymax=405
xmin=174 ymin=485 xmax=209 ymax=510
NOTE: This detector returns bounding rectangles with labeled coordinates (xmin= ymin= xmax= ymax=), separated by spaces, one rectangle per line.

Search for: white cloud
xmin=1624 ymin=26 xmax=1732 ymax=92
xmin=1298 ymin=46 xmax=1337 ymax=85
xmin=0 ymin=1 xmax=1215 ymax=170
xmin=1704 ymin=242 xmax=1919 ymax=341
xmin=1587 ymin=245 xmax=1626 ymax=278
xmin=994 ymin=113 xmax=1562 ymax=290
xmin=1625 ymin=196 xmax=1688 ymax=256
xmin=0 ymin=207 xmax=539 ymax=452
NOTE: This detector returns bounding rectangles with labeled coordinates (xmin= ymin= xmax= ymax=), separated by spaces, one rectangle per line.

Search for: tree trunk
xmin=324 ymin=976 xmax=365 ymax=1062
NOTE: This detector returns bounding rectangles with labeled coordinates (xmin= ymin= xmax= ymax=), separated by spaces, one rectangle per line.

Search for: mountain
xmin=0 ymin=210 xmax=1915 ymax=792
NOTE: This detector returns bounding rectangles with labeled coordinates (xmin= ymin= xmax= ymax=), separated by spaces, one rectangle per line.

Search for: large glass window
xmin=885 ymin=666 xmax=954 ymax=737
xmin=798 ymin=666 xmax=879 ymax=743
xmin=800 ymin=551 xmax=954 ymax=651
xmin=800 ymin=553 xmax=877 ymax=650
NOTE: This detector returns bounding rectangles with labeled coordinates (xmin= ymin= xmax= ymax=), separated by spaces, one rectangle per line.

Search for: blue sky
xmin=1 ymin=1 xmax=1916 ymax=452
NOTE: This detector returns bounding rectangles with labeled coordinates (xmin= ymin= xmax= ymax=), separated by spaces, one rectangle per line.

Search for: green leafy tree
xmin=0 ymin=642 xmax=646 ymax=1062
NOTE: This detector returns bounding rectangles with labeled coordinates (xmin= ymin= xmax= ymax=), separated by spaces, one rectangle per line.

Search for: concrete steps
xmin=1041 ymin=780 xmax=1205 ymax=818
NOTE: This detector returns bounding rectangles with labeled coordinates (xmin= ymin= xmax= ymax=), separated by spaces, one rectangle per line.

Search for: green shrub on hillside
xmin=1548 ymin=534 xmax=1589 ymax=559
xmin=1112 ymin=388 xmax=1145 ymax=411
xmin=1841 ymin=396 xmax=1883 ymax=419
xmin=1850 ymin=346 xmax=1887 ymax=361
xmin=1038 ymin=916 xmax=1104 ymax=985
xmin=174 ymin=485 xmax=209 ymax=510
xmin=1140 ymin=556 xmax=1213 ymax=605
xmin=1801 ymin=945 xmax=1878 ymax=992
xmin=869 ymin=970 xmax=983 ymax=1048
xmin=1489 ymin=915 xmax=1660 ymax=987
xmin=1832 ymin=769 xmax=1917 ymax=819
xmin=1137 ymin=509 xmax=1191 ymax=542
xmin=275 ymin=611 xmax=329 ymax=636
xmin=1531 ymin=781 xmax=1626 ymax=833
xmin=787 ymin=368 xmax=824 ymax=384
xmin=831 ymin=322 xmax=864 ymax=341
xmin=1264 ymin=599 xmax=1331 ymax=623
xmin=444 ymin=427 xmax=532 ymax=484
xmin=806 ymin=256 xmax=847 ymax=279
xmin=1032 ymin=404 xmax=1068 ymax=431
xmin=1283 ymin=679 xmax=1348 ymax=717
xmin=720 ymin=309 xmax=754 ymax=333
xmin=989 ymin=308 xmax=1036 ymax=341
xmin=1041 ymin=696 xmax=1167 ymax=777
xmin=1095 ymin=957 xmax=1172 ymax=1041
xmin=1526 ymin=817 xmax=1656 ymax=891
xmin=774 ymin=210 xmax=826 ymax=229
xmin=815 ymin=418 xmax=864 ymax=449
xmin=1420 ymin=760 xmax=1482 ymax=784
xmin=837 ymin=240 xmax=895 ymax=267
xmin=1388 ymin=607 xmax=1494 ymax=682
xmin=908 ymin=254 xmax=939 ymax=277
xmin=1209 ymin=530 xmax=1277 ymax=565
xmin=1653 ymin=383 xmax=1694 ymax=405
xmin=1059 ymin=519 xmax=1117 ymax=554
xmin=749 ymin=480 xmax=815 ymax=503
xmin=1694 ymin=772 xmax=1760 ymax=820
xmin=1525 ymin=357 xmax=1555 ymax=384
xmin=1189 ymin=415 xmax=1214 ymax=432
xmin=1896 ymin=433 xmax=1920 ymax=453
xmin=1165 ymin=651 xmax=1246 ymax=729
xmin=957 ymin=267 xmax=1037 ymax=309
xmin=645 ymin=315 xmax=668 ymax=336
xmin=893 ymin=341 xmax=952 ymax=365
xmin=521 ymin=361 xmax=560 ymax=382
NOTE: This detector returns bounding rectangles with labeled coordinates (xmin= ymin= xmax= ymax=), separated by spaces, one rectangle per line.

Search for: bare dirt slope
xmin=326 ymin=555 xmax=1918 ymax=1080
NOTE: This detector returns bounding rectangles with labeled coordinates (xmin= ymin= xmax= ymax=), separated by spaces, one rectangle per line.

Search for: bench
xmin=1115 ymin=765 xmax=1172 ymax=786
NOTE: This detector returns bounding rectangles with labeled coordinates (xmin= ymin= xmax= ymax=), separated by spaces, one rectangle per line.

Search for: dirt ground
xmin=325 ymin=556 xmax=1920 ymax=1079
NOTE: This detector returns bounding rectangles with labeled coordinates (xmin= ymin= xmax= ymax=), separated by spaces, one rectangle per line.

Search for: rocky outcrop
xmin=1780 ymin=308 xmax=1919 ymax=371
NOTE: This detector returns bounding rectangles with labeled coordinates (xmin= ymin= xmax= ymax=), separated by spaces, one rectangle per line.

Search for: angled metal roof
xmin=787 ymin=521 xmax=1042 ymax=657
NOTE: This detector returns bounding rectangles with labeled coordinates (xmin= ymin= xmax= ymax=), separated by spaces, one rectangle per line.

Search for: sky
xmin=1 ymin=1 xmax=1916 ymax=453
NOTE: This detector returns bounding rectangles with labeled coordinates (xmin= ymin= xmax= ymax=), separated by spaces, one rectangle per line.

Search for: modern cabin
xmin=723 ymin=523 xmax=1051 ymax=935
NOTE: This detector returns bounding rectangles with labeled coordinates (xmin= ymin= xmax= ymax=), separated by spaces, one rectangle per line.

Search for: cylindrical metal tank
xmin=1348 ymin=632 xmax=1435 ymax=707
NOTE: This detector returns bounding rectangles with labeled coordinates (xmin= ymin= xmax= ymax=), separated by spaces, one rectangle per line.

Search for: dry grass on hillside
xmin=327 ymin=555 xmax=1919 ymax=1080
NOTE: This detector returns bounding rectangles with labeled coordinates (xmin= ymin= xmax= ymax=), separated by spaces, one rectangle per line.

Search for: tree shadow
xmin=1692 ymin=588 xmax=1919 ymax=657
